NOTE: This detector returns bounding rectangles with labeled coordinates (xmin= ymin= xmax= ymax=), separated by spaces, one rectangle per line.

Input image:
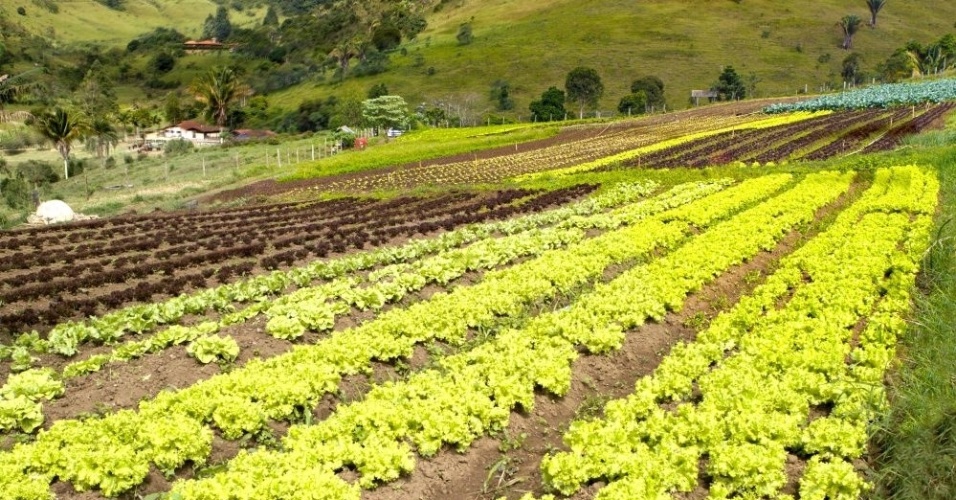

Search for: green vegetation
xmin=871 ymin=121 xmax=956 ymax=500
xmin=269 ymin=0 xmax=956 ymax=113
xmin=565 ymin=67 xmax=604 ymax=119
xmin=287 ymin=122 xmax=559 ymax=180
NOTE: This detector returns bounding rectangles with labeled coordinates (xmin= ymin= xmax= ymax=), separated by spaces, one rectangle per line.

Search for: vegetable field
xmin=0 ymin=97 xmax=953 ymax=500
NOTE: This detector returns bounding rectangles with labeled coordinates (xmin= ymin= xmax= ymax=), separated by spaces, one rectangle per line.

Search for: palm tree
xmin=31 ymin=108 xmax=89 ymax=180
xmin=84 ymin=119 xmax=119 ymax=158
xmin=0 ymin=67 xmax=44 ymax=111
xmin=329 ymin=39 xmax=358 ymax=81
xmin=839 ymin=15 xmax=863 ymax=50
xmin=188 ymin=66 xmax=250 ymax=128
xmin=866 ymin=0 xmax=887 ymax=27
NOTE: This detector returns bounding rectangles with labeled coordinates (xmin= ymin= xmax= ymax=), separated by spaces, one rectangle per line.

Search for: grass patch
xmin=871 ymin=146 xmax=956 ymax=500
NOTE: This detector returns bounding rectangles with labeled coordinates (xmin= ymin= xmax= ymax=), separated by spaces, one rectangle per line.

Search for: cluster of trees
xmin=879 ymin=34 xmax=956 ymax=81
xmin=838 ymin=32 xmax=956 ymax=86
xmin=528 ymin=67 xmax=610 ymax=122
xmin=525 ymin=65 xmax=751 ymax=122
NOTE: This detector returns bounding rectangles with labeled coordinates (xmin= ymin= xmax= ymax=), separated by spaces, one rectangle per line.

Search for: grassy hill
xmin=272 ymin=0 xmax=956 ymax=113
xmin=2 ymin=0 xmax=956 ymax=116
xmin=0 ymin=0 xmax=264 ymax=46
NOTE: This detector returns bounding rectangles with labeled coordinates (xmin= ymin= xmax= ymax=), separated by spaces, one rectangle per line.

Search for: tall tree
xmin=630 ymin=76 xmax=666 ymax=110
xmin=866 ymin=0 xmax=887 ymax=27
xmin=32 ymin=108 xmax=89 ymax=180
xmin=565 ymin=67 xmax=604 ymax=119
xmin=163 ymin=92 xmax=186 ymax=126
xmin=84 ymin=119 xmax=119 ymax=159
xmin=361 ymin=95 xmax=408 ymax=138
xmin=263 ymin=5 xmax=279 ymax=27
xmin=202 ymin=6 xmax=233 ymax=41
xmin=329 ymin=40 xmax=357 ymax=81
xmin=841 ymin=53 xmax=864 ymax=84
xmin=711 ymin=66 xmax=747 ymax=101
xmin=529 ymin=86 xmax=567 ymax=122
xmin=839 ymin=15 xmax=863 ymax=50
xmin=189 ymin=66 xmax=250 ymax=128
xmin=76 ymin=61 xmax=118 ymax=119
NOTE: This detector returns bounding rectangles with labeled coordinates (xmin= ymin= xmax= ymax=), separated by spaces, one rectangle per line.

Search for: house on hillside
xmin=691 ymin=90 xmax=719 ymax=106
xmin=163 ymin=120 xmax=223 ymax=143
xmin=183 ymin=38 xmax=236 ymax=54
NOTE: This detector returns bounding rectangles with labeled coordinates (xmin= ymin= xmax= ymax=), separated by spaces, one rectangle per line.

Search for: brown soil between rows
xmin=364 ymin=233 xmax=797 ymax=500
xmin=17 ymin=172 xmax=850 ymax=499
xmin=0 ymin=187 xmax=585 ymax=342
xmin=33 ymin=258 xmax=495 ymax=428
xmin=363 ymin=179 xmax=862 ymax=500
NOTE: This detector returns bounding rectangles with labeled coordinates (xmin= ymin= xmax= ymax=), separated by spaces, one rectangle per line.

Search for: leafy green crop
xmin=186 ymin=335 xmax=240 ymax=365
xmin=766 ymin=78 xmax=956 ymax=111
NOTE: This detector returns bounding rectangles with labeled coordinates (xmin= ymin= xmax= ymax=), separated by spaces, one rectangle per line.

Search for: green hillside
xmin=272 ymin=0 xmax=956 ymax=113
xmin=0 ymin=0 xmax=263 ymax=45
xmin=2 ymin=0 xmax=956 ymax=118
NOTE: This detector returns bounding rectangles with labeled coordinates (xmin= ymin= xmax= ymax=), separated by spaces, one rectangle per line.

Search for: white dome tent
xmin=34 ymin=200 xmax=75 ymax=224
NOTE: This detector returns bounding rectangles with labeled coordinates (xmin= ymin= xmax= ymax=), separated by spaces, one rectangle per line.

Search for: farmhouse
xmin=164 ymin=120 xmax=223 ymax=142
xmin=691 ymin=89 xmax=718 ymax=106
xmin=182 ymin=38 xmax=235 ymax=54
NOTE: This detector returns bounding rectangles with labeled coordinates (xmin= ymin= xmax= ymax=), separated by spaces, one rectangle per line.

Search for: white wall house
xmin=163 ymin=120 xmax=222 ymax=142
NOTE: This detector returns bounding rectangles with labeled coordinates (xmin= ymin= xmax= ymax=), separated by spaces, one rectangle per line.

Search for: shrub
xmin=17 ymin=160 xmax=59 ymax=185
xmin=1 ymin=177 xmax=30 ymax=209
xmin=67 ymin=158 xmax=87 ymax=178
xmin=164 ymin=139 xmax=194 ymax=157
xmin=457 ymin=22 xmax=473 ymax=45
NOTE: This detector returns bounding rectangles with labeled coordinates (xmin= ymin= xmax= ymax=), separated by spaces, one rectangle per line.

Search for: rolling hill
xmin=2 ymin=0 xmax=956 ymax=115
xmin=272 ymin=0 xmax=956 ymax=113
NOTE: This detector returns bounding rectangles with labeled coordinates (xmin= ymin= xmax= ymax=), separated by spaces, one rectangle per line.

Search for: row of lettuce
xmin=0 ymin=169 xmax=849 ymax=498
xmin=527 ymin=166 xmax=937 ymax=499
xmin=0 ymin=180 xmax=675 ymax=434
xmin=0 ymin=167 xmax=936 ymax=499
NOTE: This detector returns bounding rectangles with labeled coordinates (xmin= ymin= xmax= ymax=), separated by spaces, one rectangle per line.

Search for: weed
xmin=743 ymin=269 xmax=763 ymax=285
xmin=682 ymin=311 xmax=708 ymax=330
xmin=498 ymin=430 xmax=528 ymax=452
xmin=576 ymin=394 xmax=610 ymax=421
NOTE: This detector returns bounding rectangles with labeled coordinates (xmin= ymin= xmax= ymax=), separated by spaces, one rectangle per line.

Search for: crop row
xmin=0 ymin=186 xmax=594 ymax=334
xmin=765 ymin=77 xmax=956 ymax=111
xmin=0 ymin=174 xmax=806 ymax=497
xmin=861 ymin=102 xmax=956 ymax=153
xmin=0 ymin=182 xmax=657 ymax=370
xmin=0 ymin=191 xmax=484 ymax=276
xmin=634 ymin=110 xmax=876 ymax=168
xmin=295 ymin=113 xmax=769 ymax=193
xmin=615 ymin=104 xmax=948 ymax=170
xmin=515 ymin=112 xmax=826 ymax=181
xmin=0 ymin=180 xmax=728 ymax=427
xmin=800 ymin=107 xmax=913 ymax=161
xmin=168 ymin=171 xmax=852 ymax=498
xmin=537 ymin=166 xmax=936 ymax=499
xmin=0 ymin=197 xmax=366 ymax=253
xmin=612 ymin=108 xmax=908 ymax=171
